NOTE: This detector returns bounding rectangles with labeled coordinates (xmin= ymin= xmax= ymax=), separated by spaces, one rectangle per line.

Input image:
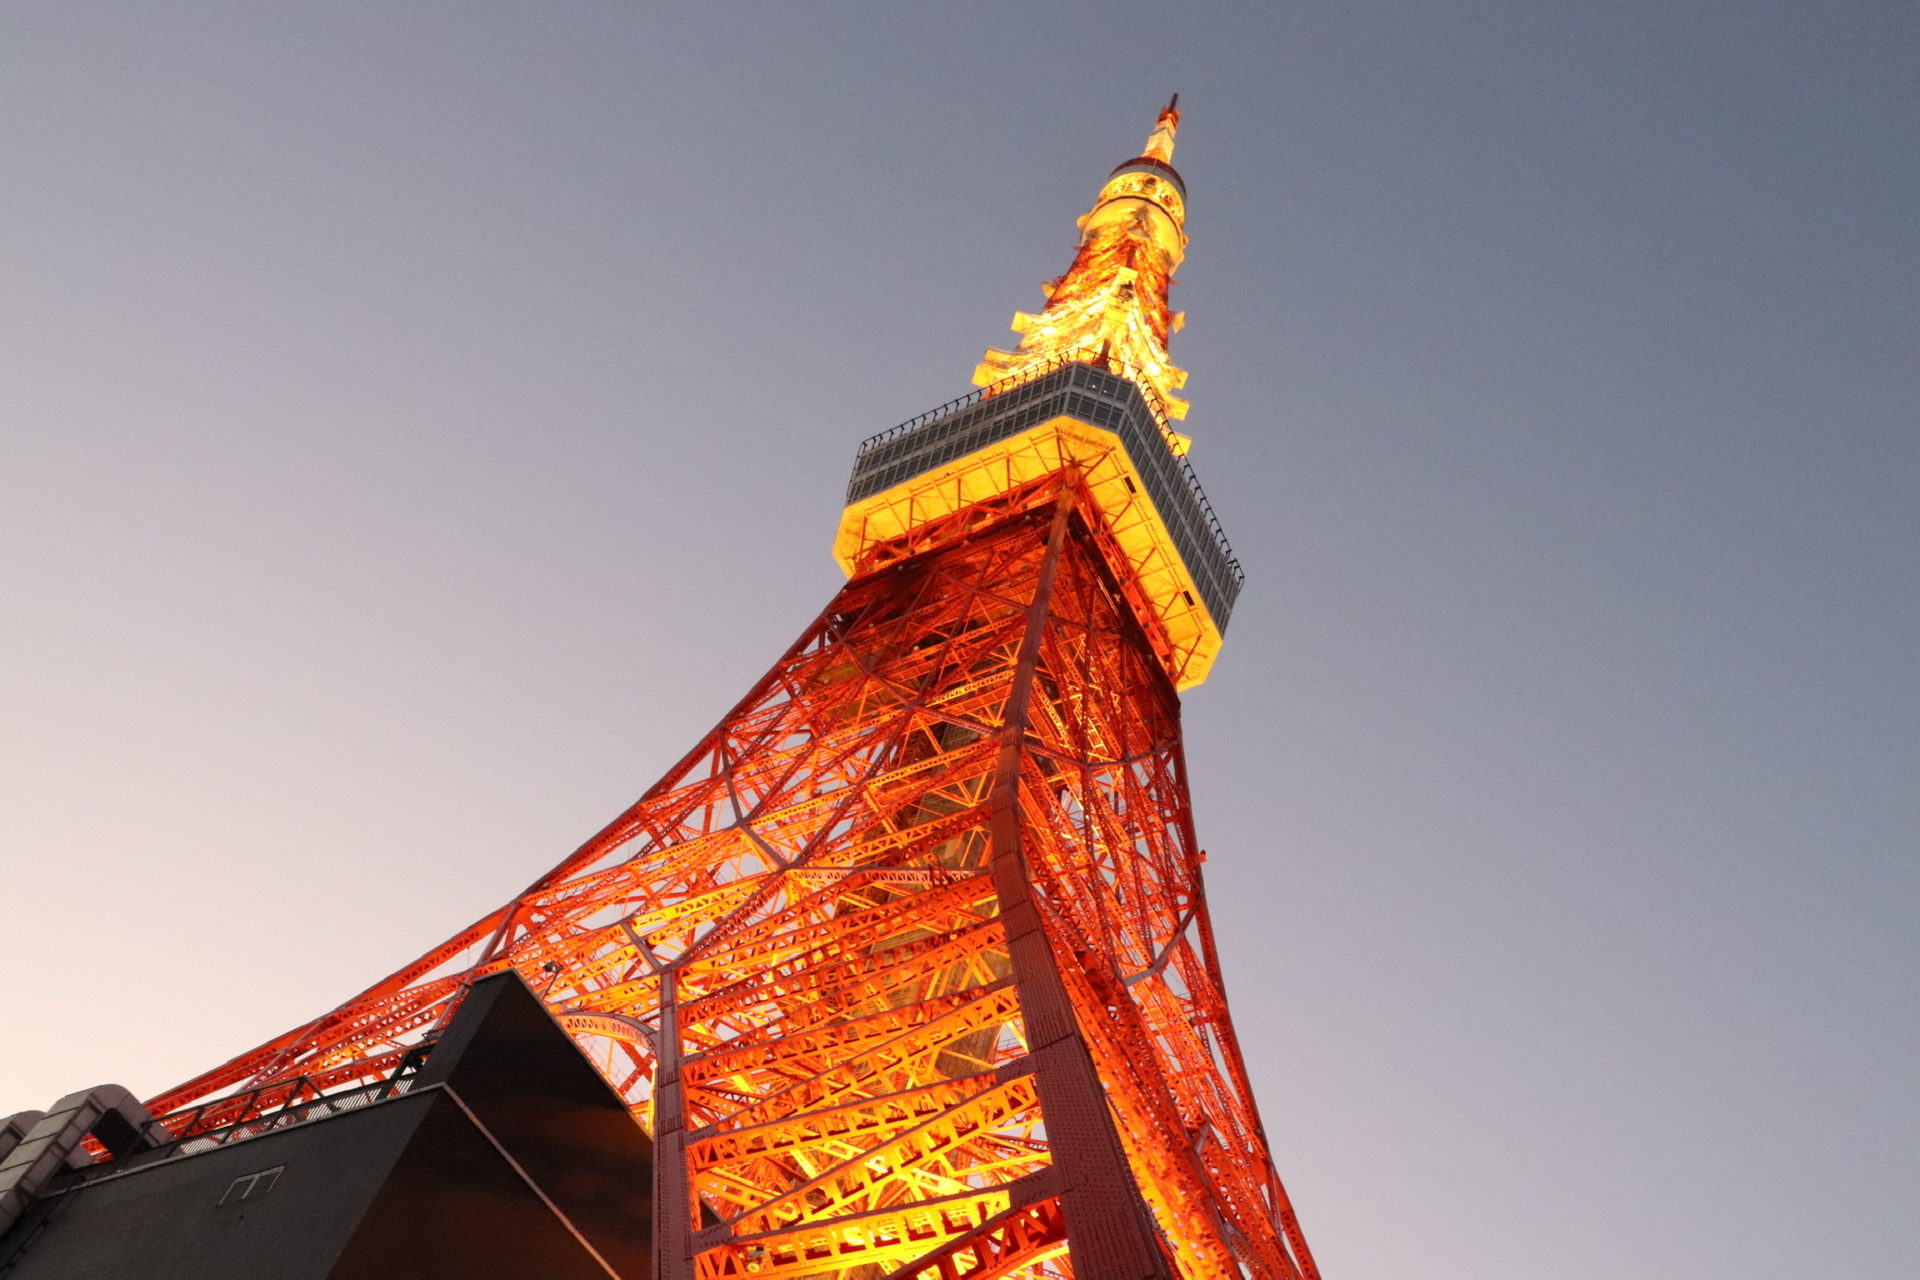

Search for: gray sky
xmin=3 ymin=4 xmax=1913 ymax=1278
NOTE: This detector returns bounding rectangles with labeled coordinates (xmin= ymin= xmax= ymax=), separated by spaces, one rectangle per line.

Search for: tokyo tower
xmin=139 ymin=99 xmax=1322 ymax=1280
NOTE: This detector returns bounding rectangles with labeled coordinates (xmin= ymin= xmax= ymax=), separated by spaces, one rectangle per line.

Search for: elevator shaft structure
xmin=139 ymin=101 xmax=1322 ymax=1280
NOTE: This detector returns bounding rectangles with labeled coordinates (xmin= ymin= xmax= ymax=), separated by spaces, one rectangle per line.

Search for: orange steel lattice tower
xmin=145 ymin=100 xmax=1322 ymax=1280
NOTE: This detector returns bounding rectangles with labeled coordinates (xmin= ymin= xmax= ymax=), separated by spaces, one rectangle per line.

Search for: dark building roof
xmin=0 ymin=973 xmax=654 ymax=1280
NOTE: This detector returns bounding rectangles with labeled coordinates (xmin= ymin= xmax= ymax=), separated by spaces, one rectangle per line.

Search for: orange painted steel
xmin=147 ymin=484 xmax=1319 ymax=1280
xmin=142 ymin=105 xmax=1322 ymax=1280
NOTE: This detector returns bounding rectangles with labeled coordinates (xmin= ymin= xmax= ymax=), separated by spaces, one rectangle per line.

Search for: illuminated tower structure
xmin=135 ymin=100 xmax=1322 ymax=1280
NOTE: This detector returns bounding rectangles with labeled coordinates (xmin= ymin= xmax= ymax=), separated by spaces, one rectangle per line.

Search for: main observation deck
xmin=835 ymin=361 xmax=1244 ymax=690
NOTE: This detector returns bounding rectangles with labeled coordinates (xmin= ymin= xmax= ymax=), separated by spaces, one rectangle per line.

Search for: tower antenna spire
xmin=974 ymin=99 xmax=1195 ymax=423
xmin=1143 ymin=93 xmax=1181 ymax=163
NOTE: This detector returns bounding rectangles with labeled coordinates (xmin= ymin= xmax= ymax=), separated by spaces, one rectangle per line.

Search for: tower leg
xmin=653 ymin=967 xmax=693 ymax=1280
xmin=987 ymin=492 xmax=1172 ymax=1280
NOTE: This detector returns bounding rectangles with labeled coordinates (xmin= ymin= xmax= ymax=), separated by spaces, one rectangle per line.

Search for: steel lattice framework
xmin=141 ymin=102 xmax=1323 ymax=1280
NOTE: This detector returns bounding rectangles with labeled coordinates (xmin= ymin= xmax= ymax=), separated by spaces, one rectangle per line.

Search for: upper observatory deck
xmin=834 ymin=360 xmax=1242 ymax=691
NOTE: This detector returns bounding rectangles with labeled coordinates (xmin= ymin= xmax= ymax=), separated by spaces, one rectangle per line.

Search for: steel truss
xmin=146 ymin=475 xmax=1319 ymax=1280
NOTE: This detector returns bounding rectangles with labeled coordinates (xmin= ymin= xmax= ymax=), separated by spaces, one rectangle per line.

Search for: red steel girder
xmin=144 ymin=479 xmax=1317 ymax=1280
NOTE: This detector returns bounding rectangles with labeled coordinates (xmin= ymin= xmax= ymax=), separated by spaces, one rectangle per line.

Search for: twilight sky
xmin=2 ymin=4 xmax=1913 ymax=1278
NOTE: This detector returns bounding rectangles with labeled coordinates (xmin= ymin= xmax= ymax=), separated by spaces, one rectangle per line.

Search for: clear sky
xmin=2 ymin=4 xmax=1913 ymax=1278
